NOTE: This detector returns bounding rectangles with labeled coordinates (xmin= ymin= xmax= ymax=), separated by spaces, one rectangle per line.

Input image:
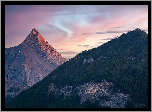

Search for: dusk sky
xmin=5 ymin=5 xmax=148 ymax=59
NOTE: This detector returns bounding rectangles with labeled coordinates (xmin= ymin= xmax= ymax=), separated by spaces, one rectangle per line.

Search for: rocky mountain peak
xmin=135 ymin=28 xmax=141 ymax=31
xmin=30 ymin=28 xmax=45 ymax=43
xmin=21 ymin=28 xmax=45 ymax=46
xmin=31 ymin=28 xmax=38 ymax=34
xmin=20 ymin=28 xmax=66 ymax=65
xmin=130 ymin=28 xmax=146 ymax=34
xmin=5 ymin=28 xmax=66 ymax=102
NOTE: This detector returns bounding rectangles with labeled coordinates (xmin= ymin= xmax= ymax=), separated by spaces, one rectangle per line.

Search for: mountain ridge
xmin=6 ymin=28 xmax=148 ymax=108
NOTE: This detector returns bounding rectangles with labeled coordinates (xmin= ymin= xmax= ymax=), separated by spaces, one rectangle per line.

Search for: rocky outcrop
xmin=47 ymin=80 xmax=130 ymax=108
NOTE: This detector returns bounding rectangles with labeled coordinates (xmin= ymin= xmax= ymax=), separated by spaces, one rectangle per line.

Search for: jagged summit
xmin=135 ymin=28 xmax=141 ymax=30
xmin=132 ymin=28 xmax=147 ymax=34
xmin=30 ymin=28 xmax=45 ymax=43
xmin=21 ymin=28 xmax=46 ymax=46
xmin=31 ymin=28 xmax=38 ymax=33
xmin=118 ymin=28 xmax=147 ymax=41
xmin=129 ymin=28 xmax=147 ymax=33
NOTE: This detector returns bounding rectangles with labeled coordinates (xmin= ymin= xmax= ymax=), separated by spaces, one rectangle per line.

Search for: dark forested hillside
xmin=5 ymin=28 xmax=148 ymax=108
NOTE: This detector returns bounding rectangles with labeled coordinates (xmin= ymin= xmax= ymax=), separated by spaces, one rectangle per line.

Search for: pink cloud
xmin=5 ymin=5 xmax=148 ymax=59
xmin=88 ymin=5 xmax=148 ymax=30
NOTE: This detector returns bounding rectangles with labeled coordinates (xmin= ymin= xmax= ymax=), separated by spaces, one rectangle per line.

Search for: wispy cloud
xmin=95 ymin=41 xmax=105 ymax=47
xmin=59 ymin=51 xmax=78 ymax=55
xmin=77 ymin=45 xmax=95 ymax=48
xmin=101 ymin=37 xmax=115 ymax=40
xmin=56 ymin=49 xmax=64 ymax=51
xmin=77 ymin=45 xmax=82 ymax=46
xmin=115 ymin=27 xmax=122 ymax=28
xmin=77 ymin=45 xmax=90 ymax=47
xmin=38 ymin=24 xmax=68 ymax=43
xmin=81 ymin=33 xmax=92 ymax=35
xmin=95 ymin=30 xmax=129 ymax=34
xmin=96 ymin=42 xmax=104 ymax=44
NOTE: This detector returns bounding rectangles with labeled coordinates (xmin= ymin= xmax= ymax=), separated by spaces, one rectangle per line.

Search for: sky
xmin=5 ymin=5 xmax=148 ymax=59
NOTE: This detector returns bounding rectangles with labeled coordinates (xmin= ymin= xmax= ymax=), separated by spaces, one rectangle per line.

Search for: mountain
xmin=5 ymin=28 xmax=148 ymax=108
xmin=5 ymin=28 xmax=66 ymax=103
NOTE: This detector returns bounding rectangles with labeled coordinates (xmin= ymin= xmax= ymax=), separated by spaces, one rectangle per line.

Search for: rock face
xmin=47 ymin=80 xmax=129 ymax=108
xmin=5 ymin=28 xmax=66 ymax=102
